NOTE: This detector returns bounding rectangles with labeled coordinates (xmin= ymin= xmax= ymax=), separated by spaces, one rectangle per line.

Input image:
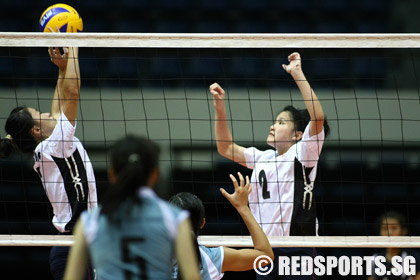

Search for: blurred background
xmin=1 ymin=0 xmax=420 ymax=279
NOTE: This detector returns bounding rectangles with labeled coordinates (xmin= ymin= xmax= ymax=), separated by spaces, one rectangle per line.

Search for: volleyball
xmin=39 ymin=3 xmax=83 ymax=33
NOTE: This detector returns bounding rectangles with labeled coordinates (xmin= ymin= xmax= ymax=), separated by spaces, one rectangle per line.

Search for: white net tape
xmin=1 ymin=33 xmax=420 ymax=48
xmin=1 ymin=235 xmax=420 ymax=247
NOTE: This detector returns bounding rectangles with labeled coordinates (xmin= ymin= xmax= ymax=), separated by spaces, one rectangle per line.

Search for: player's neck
xmin=276 ymin=142 xmax=294 ymax=156
xmin=386 ymin=247 xmax=401 ymax=259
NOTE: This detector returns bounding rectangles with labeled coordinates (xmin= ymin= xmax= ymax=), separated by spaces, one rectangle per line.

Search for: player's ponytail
xmin=169 ymin=192 xmax=205 ymax=278
xmin=0 ymin=106 xmax=37 ymax=158
xmin=0 ymin=135 xmax=14 ymax=158
xmin=101 ymin=135 xmax=160 ymax=220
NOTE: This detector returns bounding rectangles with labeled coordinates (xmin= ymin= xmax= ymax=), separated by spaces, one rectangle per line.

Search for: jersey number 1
xmin=258 ymin=170 xmax=270 ymax=199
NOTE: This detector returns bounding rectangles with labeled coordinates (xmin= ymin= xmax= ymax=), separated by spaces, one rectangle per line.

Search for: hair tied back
xmin=128 ymin=153 xmax=140 ymax=164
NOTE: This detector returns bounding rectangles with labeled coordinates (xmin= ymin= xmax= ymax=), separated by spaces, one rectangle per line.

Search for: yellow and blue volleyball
xmin=39 ymin=3 xmax=83 ymax=33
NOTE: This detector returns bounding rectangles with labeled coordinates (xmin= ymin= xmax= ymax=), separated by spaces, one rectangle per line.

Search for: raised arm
xmin=209 ymin=83 xmax=247 ymax=167
xmin=49 ymin=46 xmax=68 ymax=119
xmin=49 ymin=45 xmax=80 ymax=127
xmin=282 ymin=52 xmax=325 ymax=136
xmin=219 ymin=172 xmax=274 ymax=272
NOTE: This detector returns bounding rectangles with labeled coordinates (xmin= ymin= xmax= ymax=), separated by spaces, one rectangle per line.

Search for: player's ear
xmin=107 ymin=168 xmax=117 ymax=183
xmin=147 ymin=167 xmax=159 ymax=187
xmin=31 ymin=126 xmax=41 ymax=140
xmin=293 ymin=131 xmax=303 ymax=141
xmin=200 ymin=218 xmax=206 ymax=229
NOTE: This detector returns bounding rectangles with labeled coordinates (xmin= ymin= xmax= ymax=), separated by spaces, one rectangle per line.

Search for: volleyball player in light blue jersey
xmin=64 ymin=136 xmax=201 ymax=280
xmin=170 ymin=172 xmax=274 ymax=280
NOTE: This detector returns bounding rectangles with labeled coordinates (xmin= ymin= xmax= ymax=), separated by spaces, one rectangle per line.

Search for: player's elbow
xmin=266 ymin=249 xmax=274 ymax=261
xmin=311 ymin=115 xmax=325 ymax=133
xmin=256 ymin=246 xmax=274 ymax=261
xmin=313 ymin=114 xmax=325 ymax=124
xmin=216 ymin=145 xmax=227 ymax=157
xmin=217 ymin=144 xmax=233 ymax=161
xmin=65 ymin=88 xmax=80 ymax=102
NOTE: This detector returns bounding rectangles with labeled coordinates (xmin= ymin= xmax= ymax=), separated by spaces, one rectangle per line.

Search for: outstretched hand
xmin=220 ymin=172 xmax=251 ymax=211
xmin=282 ymin=52 xmax=302 ymax=74
xmin=47 ymin=26 xmax=69 ymax=71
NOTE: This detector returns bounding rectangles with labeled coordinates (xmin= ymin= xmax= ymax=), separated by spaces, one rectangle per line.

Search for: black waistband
xmin=58 ymin=231 xmax=72 ymax=235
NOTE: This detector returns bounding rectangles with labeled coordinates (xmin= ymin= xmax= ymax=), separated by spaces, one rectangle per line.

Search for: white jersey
xmin=33 ymin=112 xmax=97 ymax=233
xmin=244 ymin=125 xmax=324 ymax=236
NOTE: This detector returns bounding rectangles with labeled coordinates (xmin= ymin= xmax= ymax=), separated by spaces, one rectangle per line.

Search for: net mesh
xmin=0 ymin=34 xmax=419 ymax=264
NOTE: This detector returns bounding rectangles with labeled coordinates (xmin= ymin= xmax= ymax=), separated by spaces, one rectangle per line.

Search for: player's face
xmin=380 ymin=218 xmax=405 ymax=236
xmin=27 ymin=107 xmax=57 ymax=140
xmin=267 ymin=111 xmax=296 ymax=150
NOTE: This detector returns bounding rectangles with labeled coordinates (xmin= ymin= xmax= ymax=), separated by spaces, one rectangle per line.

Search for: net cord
xmin=1 ymin=33 xmax=420 ymax=48
xmin=0 ymin=235 xmax=419 ymax=248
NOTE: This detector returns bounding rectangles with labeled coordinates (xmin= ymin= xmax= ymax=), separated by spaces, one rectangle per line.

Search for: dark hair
xmin=282 ymin=105 xmax=330 ymax=138
xmin=169 ymin=192 xmax=205 ymax=236
xmin=0 ymin=106 xmax=37 ymax=158
xmin=169 ymin=192 xmax=204 ymax=276
xmin=377 ymin=210 xmax=407 ymax=233
xmin=101 ymin=135 xmax=160 ymax=220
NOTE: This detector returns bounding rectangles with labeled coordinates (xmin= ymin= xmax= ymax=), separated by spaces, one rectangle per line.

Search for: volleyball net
xmin=0 ymin=33 xmax=420 ymax=249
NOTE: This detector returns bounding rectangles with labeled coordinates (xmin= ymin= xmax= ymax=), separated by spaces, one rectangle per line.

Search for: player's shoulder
xmin=247 ymin=146 xmax=276 ymax=158
xmin=199 ymin=244 xmax=222 ymax=257
xmin=163 ymin=199 xmax=184 ymax=215
xmin=146 ymin=191 xmax=185 ymax=217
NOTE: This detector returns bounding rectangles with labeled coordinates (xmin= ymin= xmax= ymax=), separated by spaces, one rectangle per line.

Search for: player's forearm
xmin=214 ymin=106 xmax=234 ymax=158
xmin=237 ymin=206 xmax=274 ymax=259
xmin=62 ymin=47 xmax=81 ymax=101
xmin=292 ymin=70 xmax=325 ymax=126
xmin=51 ymin=69 xmax=65 ymax=116
xmin=60 ymin=47 xmax=81 ymax=125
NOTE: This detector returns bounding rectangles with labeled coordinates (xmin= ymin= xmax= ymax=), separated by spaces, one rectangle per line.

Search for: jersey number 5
xmin=258 ymin=170 xmax=271 ymax=199
xmin=122 ymin=237 xmax=148 ymax=280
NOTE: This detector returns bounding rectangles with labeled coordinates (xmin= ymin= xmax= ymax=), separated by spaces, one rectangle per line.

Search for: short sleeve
xmin=48 ymin=112 xmax=78 ymax=158
xmin=297 ymin=125 xmax=325 ymax=168
xmin=198 ymin=245 xmax=225 ymax=280
xmin=244 ymin=147 xmax=263 ymax=169
xmin=157 ymin=200 xmax=189 ymax=240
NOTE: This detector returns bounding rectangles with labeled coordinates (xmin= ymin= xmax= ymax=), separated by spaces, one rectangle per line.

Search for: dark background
xmin=1 ymin=0 xmax=420 ymax=279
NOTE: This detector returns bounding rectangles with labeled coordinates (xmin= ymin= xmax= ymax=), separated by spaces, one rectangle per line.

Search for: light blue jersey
xmin=172 ymin=244 xmax=224 ymax=280
xmin=81 ymin=187 xmax=188 ymax=280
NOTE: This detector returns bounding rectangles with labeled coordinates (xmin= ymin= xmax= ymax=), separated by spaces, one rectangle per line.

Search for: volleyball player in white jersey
xmin=210 ymin=52 xmax=330 ymax=280
xmin=170 ymin=172 xmax=274 ymax=280
xmin=0 ymin=42 xmax=96 ymax=279
xmin=64 ymin=135 xmax=201 ymax=280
